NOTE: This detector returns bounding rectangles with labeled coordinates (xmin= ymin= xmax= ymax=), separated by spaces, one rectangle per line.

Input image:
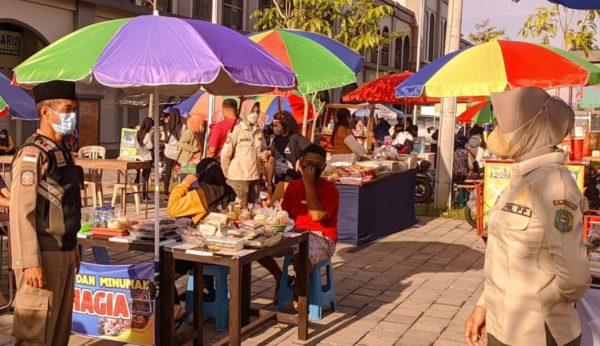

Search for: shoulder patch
xmin=554 ymin=209 xmax=574 ymax=233
xmin=22 ymin=152 xmax=38 ymax=163
xmin=20 ymin=170 xmax=36 ymax=187
xmin=54 ymin=151 xmax=66 ymax=167
xmin=553 ymin=199 xmax=578 ymax=211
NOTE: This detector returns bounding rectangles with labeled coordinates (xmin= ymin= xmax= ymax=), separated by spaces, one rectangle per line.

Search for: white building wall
xmin=2 ymin=0 xmax=75 ymax=43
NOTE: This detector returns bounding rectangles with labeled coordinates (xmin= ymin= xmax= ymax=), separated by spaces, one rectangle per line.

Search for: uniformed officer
xmin=10 ymin=80 xmax=82 ymax=346
xmin=220 ymin=100 xmax=266 ymax=206
xmin=465 ymin=87 xmax=591 ymax=346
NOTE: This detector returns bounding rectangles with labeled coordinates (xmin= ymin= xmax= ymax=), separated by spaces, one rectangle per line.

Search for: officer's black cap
xmin=33 ymin=81 xmax=76 ymax=103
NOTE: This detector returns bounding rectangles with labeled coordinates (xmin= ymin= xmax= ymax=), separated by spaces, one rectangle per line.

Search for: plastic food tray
xmin=203 ymin=236 xmax=245 ymax=252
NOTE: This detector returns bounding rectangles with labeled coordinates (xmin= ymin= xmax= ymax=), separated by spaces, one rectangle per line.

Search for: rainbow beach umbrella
xmin=396 ymin=40 xmax=600 ymax=98
xmin=249 ymin=29 xmax=363 ymax=94
xmin=256 ymin=93 xmax=317 ymax=124
xmin=457 ymin=100 xmax=493 ymax=124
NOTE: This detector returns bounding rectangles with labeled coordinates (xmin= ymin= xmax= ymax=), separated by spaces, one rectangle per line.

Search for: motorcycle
xmin=415 ymin=160 xmax=434 ymax=204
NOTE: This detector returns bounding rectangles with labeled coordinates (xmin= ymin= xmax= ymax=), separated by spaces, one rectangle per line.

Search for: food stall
xmin=323 ymin=155 xmax=418 ymax=245
xmin=77 ymin=202 xmax=310 ymax=346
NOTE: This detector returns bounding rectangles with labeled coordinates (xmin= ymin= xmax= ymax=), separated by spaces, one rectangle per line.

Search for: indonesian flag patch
xmin=22 ymin=152 xmax=37 ymax=163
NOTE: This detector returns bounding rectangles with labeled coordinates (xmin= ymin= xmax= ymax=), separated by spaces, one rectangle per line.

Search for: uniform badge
xmin=502 ymin=203 xmax=533 ymax=217
xmin=55 ymin=151 xmax=66 ymax=167
xmin=555 ymin=209 xmax=574 ymax=233
xmin=22 ymin=152 xmax=37 ymax=163
xmin=20 ymin=170 xmax=35 ymax=187
xmin=553 ymin=200 xmax=578 ymax=211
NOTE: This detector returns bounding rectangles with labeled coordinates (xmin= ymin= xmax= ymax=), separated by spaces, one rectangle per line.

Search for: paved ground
xmin=0 ymin=171 xmax=487 ymax=345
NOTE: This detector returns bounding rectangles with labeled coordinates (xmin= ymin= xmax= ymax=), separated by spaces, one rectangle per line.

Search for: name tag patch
xmin=502 ymin=203 xmax=532 ymax=217
xmin=55 ymin=151 xmax=66 ymax=167
xmin=553 ymin=199 xmax=578 ymax=211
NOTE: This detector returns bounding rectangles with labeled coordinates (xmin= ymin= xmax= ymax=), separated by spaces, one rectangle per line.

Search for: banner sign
xmin=73 ymin=262 xmax=155 ymax=345
xmin=119 ymin=128 xmax=138 ymax=159
xmin=0 ymin=30 xmax=22 ymax=56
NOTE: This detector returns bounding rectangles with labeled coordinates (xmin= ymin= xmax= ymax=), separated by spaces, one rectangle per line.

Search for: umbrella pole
xmin=302 ymin=94 xmax=309 ymax=136
xmin=152 ymin=87 xmax=160 ymax=263
xmin=204 ymin=95 xmax=215 ymax=157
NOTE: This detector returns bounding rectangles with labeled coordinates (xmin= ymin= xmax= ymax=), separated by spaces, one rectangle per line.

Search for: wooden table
xmin=77 ymin=235 xmax=175 ymax=346
xmin=0 ymin=156 xmax=152 ymax=216
xmin=164 ymin=232 xmax=310 ymax=346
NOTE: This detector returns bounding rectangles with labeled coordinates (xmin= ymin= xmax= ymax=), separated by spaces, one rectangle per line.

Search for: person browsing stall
xmin=465 ymin=87 xmax=591 ymax=346
xmin=280 ymin=144 xmax=339 ymax=308
xmin=330 ymin=108 xmax=367 ymax=162
xmin=266 ymin=111 xmax=310 ymax=201
xmin=221 ymin=100 xmax=266 ymax=206
xmin=206 ymin=99 xmax=239 ymax=158
xmin=10 ymin=81 xmax=83 ymax=346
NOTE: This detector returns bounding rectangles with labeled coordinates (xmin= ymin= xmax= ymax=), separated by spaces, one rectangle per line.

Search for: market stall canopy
xmin=249 ymin=29 xmax=363 ymax=94
xmin=549 ymin=0 xmax=600 ymax=9
xmin=395 ymin=40 xmax=600 ymax=98
xmin=0 ymin=73 xmax=37 ymax=120
xmin=456 ymin=100 xmax=493 ymax=124
xmin=343 ymin=71 xmax=485 ymax=104
xmin=13 ymin=15 xmax=297 ymax=96
xmin=576 ymin=86 xmax=600 ymax=109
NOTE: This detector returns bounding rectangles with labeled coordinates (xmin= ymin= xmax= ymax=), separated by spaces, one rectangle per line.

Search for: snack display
xmin=130 ymin=218 xmax=179 ymax=239
xmin=203 ymin=235 xmax=245 ymax=252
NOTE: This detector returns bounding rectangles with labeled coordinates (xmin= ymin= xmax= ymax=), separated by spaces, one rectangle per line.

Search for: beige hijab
xmin=490 ymin=87 xmax=574 ymax=161
xmin=239 ymin=100 xmax=259 ymax=124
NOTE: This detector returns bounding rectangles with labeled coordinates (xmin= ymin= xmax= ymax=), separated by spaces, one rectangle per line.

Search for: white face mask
xmin=247 ymin=112 xmax=259 ymax=125
xmin=49 ymin=108 xmax=77 ymax=136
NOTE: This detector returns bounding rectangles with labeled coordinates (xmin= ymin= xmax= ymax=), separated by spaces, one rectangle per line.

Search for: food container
xmin=181 ymin=235 xmax=205 ymax=245
xmin=244 ymin=233 xmax=283 ymax=248
xmin=203 ymin=236 xmax=245 ymax=252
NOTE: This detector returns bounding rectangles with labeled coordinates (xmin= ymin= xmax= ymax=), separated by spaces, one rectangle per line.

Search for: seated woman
xmin=330 ymin=108 xmax=367 ymax=163
xmin=167 ymin=158 xmax=236 ymax=326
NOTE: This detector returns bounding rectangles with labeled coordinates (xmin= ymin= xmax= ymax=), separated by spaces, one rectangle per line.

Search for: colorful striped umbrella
xmin=0 ymin=73 xmax=37 ymax=120
xmin=395 ymin=40 xmax=600 ymax=98
xmin=249 ymin=29 xmax=363 ymax=94
xmin=457 ymin=101 xmax=494 ymax=124
xmin=0 ymin=97 xmax=7 ymax=117
xmin=549 ymin=0 xmax=600 ymax=9
xmin=165 ymin=90 xmax=242 ymax=124
xmin=13 ymin=15 xmax=296 ymax=95
xmin=256 ymin=93 xmax=316 ymax=124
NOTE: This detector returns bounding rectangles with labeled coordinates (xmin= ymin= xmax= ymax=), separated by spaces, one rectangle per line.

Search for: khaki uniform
xmin=220 ymin=122 xmax=265 ymax=205
xmin=479 ymin=153 xmax=591 ymax=345
xmin=10 ymin=132 xmax=82 ymax=346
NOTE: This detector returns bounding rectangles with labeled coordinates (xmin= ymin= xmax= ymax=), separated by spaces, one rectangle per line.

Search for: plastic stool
xmin=185 ymin=265 xmax=230 ymax=331
xmin=277 ymin=255 xmax=336 ymax=321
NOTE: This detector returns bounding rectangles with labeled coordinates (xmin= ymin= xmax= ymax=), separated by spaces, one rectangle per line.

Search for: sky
xmin=462 ymin=0 xmax=571 ymax=43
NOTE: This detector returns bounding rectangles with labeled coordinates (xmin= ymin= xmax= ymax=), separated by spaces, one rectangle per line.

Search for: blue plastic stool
xmin=185 ymin=265 xmax=230 ymax=331
xmin=277 ymin=255 xmax=336 ymax=321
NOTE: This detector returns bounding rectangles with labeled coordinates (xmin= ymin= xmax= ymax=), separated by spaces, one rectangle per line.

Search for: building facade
xmin=1 ymin=0 xmax=464 ymax=150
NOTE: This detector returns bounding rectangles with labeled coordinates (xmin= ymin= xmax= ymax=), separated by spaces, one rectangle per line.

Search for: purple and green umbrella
xmin=13 ymin=15 xmax=296 ymax=96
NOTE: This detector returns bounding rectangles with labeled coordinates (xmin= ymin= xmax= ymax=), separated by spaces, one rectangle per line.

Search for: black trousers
xmin=164 ymin=157 xmax=176 ymax=194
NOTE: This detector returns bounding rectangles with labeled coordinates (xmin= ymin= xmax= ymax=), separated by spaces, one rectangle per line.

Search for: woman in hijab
xmin=135 ymin=117 xmax=155 ymax=190
xmin=465 ymin=87 xmax=590 ymax=346
xmin=163 ymin=108 xmax=185 ymax=196
xmin=452 ymin=135 xmax=471 ymax=183
xmin=0 ymin=129 xmax=15 ymax=155
xmin=330 ymin=108 xmax=367 ymax=163
xmin=166 ymin=158 xmax=237 ymax=327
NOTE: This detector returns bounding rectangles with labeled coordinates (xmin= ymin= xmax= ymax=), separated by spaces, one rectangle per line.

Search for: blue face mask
xmin=49 ymin=108 xmax=77 ymax=136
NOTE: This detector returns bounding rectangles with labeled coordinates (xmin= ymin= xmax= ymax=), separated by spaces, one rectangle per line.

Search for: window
xmin=223 ymin=0 xmax=244 ymax=30
xmin=440 ymin=19 xmax=447 ymax=54
xmin=423 ymin=12 xmax=429 ymax=62
xmin=193 ymin=0 xmax=212 ymax=21
xmin=428 ymin=13 xmax=435 ymax=61
xmin=394 ymin=37 xmax=403 ymax=69
xmin=381 ymin=27 xmax=390 ymax=67
xmin=402 ymin=37 xmax=411 ymax=71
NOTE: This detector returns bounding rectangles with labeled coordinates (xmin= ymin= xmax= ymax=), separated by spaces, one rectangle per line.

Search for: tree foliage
xmin=467 ymin=19 xmax=506 ymax=45
xmin=518 ymin=4 xmax=600 ymax=54
xmin=251 ymin=0 xmax=405 ymax=54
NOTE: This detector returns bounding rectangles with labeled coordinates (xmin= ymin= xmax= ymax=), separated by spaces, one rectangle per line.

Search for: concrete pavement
xmin=0 ymin=214 xmax=486 ymax=346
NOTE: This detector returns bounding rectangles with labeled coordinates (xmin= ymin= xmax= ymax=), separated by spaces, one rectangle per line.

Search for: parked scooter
xmin=415 ymin=160 xmax=434 ymax=203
